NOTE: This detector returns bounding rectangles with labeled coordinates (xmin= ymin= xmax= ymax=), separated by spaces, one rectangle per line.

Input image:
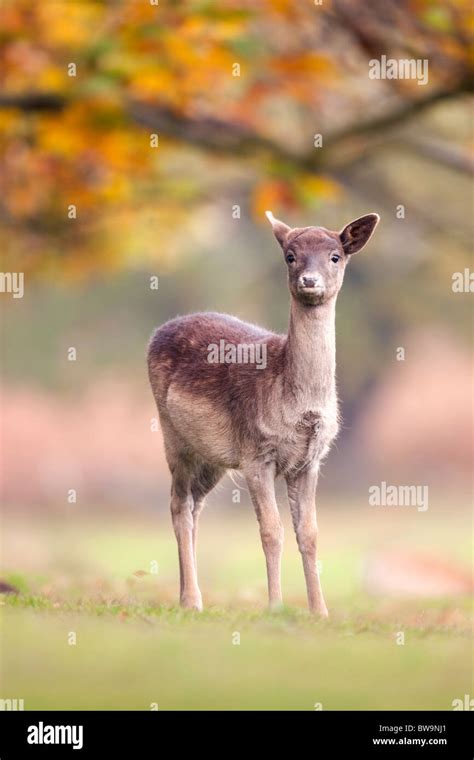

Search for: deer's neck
xmin=284 ymin=297 xmax=337 ymax=406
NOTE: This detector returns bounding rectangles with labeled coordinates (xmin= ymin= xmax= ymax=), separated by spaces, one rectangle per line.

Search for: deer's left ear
xmin=339 ymin=213 xmax=380 ymax=255
xmin=265 ymin=210 xmax=291 ymax=247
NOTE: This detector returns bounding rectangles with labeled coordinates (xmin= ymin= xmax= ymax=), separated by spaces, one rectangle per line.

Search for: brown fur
xmin=148 ymin=212 xmax=379 ymax=613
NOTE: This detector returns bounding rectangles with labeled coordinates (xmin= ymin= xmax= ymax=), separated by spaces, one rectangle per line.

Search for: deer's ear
xmin=265 ymin=210 xmax=291 ymax=247
xmin=339 ymin=213 xmax=380 ymax=255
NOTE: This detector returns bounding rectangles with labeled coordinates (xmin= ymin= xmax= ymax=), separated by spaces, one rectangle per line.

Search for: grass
xmin=0 ymin=499 xmax=472 ymax=710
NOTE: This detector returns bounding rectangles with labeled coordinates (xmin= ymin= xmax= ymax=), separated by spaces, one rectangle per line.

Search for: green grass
xmin=1 ymin=501 xmax=472 ymax=710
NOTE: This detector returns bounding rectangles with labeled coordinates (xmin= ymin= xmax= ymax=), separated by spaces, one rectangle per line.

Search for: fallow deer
xmin=148 ymin=211 xmax=380 ymax=615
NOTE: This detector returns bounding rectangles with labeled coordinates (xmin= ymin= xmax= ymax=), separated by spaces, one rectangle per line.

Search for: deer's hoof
xmin=269 ymin=601 xmax=284 ymax=613
xmin=310 ymin=605 xmax=329 ymax=619
xmin=180 ymin=595 xmax=203 ymax=612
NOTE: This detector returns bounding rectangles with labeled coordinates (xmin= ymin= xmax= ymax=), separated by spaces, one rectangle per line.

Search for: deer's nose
xmin=299 ymin=274 xmax=323 ymax=289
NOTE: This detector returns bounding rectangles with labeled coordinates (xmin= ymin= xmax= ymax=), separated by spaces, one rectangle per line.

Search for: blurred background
xmin=0 ymin=0 xmax=472 ymax=710
xmin=0 ymin=0 xmax=472 ymax=510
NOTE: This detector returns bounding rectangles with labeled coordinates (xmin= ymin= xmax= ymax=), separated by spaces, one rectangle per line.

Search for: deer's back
xmin=148 ymin=311 xmax=276 ymax=382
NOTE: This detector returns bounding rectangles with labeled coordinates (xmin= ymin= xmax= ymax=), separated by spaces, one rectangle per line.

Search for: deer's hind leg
xmin=171 ymin=461 xmax=223 ymax=610
xmin=190 ymin=463 xmax=224 ymax=575
xmin=169 ymin=459 xmax=203 ymax=610
xmin=160 ymin=414 xmax=205 ymax=611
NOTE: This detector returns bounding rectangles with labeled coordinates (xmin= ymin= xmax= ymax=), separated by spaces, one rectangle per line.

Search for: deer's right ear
xmin=265 ymin=210 xmax=291 ymax=247
xmin=339 ymin=213 xmax=380 ymax=255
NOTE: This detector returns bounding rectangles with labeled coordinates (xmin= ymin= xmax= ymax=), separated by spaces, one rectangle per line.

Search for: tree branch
xmin=398 ymin=136 xmax=474 ymax=176
xmin=0 ymin=80 xmax=472 ymax=176
xmin=0 ymin=93 xmax=66 ymax=111
xmin=322 ymin=82 xmax=473 ymax=149
xmin=128 ymin=82 xmax=473 ymax=174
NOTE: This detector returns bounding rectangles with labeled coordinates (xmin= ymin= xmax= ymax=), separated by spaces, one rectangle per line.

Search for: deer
xmin=148 ymin=211 xmax=380 ymax=616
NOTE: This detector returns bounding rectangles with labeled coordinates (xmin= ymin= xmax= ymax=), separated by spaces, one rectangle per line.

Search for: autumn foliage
xmin=0 ymin=0 xmax=472 ymax=277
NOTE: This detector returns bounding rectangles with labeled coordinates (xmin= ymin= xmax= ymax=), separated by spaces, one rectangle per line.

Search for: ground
xmin=1 ymin=499 xmax=471 ymax=710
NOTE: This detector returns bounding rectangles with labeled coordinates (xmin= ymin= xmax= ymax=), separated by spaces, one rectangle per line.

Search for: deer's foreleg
xmin=245 ymin=460 xmax=283 ymax=610
xmin=286 ymin=465 xmax=328 ymax=617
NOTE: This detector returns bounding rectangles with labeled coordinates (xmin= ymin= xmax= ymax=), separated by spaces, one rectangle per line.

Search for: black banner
xmin=0 ymin=710 xmax=472 ymax=757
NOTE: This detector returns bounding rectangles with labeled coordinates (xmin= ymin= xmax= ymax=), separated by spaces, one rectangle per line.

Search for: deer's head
xmin=266 ymin=211 xmax=379 ymax=307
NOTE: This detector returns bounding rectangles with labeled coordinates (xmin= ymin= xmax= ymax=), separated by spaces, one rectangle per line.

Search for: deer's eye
xmin=330 ymin=254 xmax=341 ymax=263
xmin=286 ymin=251 xmax=296 ymax=264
